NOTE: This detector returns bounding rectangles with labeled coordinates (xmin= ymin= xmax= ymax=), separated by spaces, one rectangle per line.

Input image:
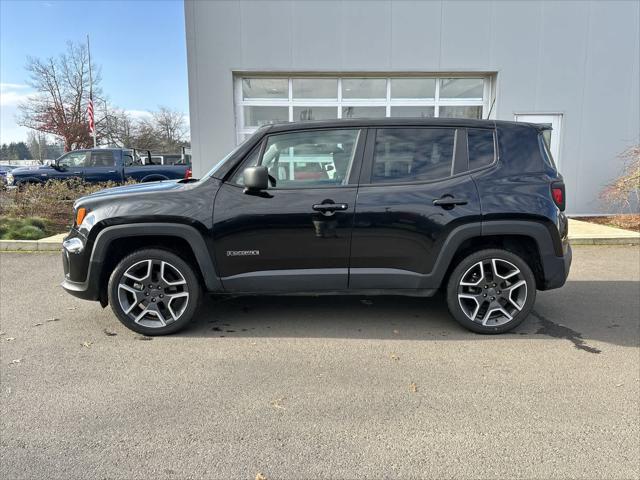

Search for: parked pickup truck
xmin=5 ymin=148 xmax=192 ymax=186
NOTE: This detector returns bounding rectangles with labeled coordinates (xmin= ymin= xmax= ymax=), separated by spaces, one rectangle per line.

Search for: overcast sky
xmin=0 ymin=0 xmax=189 ymax=144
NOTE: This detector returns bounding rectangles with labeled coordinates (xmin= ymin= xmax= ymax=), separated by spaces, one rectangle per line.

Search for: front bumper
xmin=61 ymin=231 xmax=101 ymax=301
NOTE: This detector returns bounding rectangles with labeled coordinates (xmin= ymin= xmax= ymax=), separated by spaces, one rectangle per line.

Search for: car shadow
xmin=177 ymin=280 xmax=640 ymax=350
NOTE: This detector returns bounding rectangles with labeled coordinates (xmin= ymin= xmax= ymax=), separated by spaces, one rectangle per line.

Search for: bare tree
xmin=17 ymin=41 xmax=104 ymax=151
xmin=152 ymin=106 xmax=188 ymax=152
xmin=26 ymin=130 xmax=49 ymax=163
xmin=101 ymin=107 xmax=137 ymax=148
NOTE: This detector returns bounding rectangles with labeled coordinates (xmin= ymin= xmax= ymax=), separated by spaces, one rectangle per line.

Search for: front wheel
xmin=446 ymin=249 xmax=536 ymax=334
xmin=107 ymin=249 xmax=201 ymax=335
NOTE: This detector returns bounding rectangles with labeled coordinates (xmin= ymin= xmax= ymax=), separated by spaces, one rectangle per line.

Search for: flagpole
xmin=87 ymin=34 xmax=97 ymax=148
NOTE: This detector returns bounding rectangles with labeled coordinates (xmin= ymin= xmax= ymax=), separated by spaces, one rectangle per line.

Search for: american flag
xmin=87 ymin=98 xmax=95 ymax=134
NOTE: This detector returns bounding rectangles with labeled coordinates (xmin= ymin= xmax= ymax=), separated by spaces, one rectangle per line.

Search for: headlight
xmin=6 ymin=173 xmax=13 ymax=185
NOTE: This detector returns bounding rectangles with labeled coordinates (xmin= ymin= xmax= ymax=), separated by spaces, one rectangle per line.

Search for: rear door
xmin=349 ymin=126 xmax=483 ymax=291
xmin=84 ymin=150 xmax=121 ymax=182
xmin=212 ymin=128 xmax=365 ymax=292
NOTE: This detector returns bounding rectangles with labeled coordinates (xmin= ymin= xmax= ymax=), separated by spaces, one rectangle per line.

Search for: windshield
xmin=201 ymin=127 xmax=268 ymax=179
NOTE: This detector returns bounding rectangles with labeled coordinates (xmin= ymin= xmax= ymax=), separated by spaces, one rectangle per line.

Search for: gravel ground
xmin=1 ymin=245 xmax=639 ymax=480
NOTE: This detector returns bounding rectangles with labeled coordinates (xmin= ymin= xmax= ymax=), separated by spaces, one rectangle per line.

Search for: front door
xmin=53 ymin=150 xmax=88 ymax=181
xmin=349 ymin=127 xmax=482 ymax=291
xmin=213 ymin=128 xmax=365 ymax=292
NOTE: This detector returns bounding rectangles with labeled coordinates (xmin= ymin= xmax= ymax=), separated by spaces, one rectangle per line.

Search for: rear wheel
xmin=107 ymin=248 xmax=200 ymax=335
xmin=446 ymin=248 xmax=536 ymax=334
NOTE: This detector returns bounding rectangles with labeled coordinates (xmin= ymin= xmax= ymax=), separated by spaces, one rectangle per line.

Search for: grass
xmin=0 ymin=217 xmax=54 ymax=240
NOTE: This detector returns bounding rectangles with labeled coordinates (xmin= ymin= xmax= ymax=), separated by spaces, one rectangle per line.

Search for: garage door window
xmin=234 ymin=75 xmax=492 ymax=144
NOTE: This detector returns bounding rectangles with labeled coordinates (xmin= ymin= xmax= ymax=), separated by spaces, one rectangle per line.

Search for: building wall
xmin=185 ymin=0 xmax=640 ymax=215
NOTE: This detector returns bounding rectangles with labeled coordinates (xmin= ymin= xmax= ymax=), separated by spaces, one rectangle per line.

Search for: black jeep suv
xmin=61 ymin=118 xmax=571 ymax=335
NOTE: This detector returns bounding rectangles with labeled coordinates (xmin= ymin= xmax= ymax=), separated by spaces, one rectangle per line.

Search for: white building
xmin=185 ymin=0 xmax=640 ymax=215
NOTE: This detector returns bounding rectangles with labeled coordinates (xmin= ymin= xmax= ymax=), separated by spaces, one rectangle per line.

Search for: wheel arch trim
xmin=91 ymin=223 xmax=220 ymax=291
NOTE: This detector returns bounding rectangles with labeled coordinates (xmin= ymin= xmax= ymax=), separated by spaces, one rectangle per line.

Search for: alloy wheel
xmin=117 ymin=259 xmax=190 ymax=328
xmin=457 ymin=258 xmax=527 ymax=327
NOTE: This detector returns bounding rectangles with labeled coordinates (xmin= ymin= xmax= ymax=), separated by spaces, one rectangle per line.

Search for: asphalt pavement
xmin=1 ymin=245 xmax=639 ymax=479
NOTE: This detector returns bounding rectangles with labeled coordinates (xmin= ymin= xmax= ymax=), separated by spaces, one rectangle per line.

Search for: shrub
xmin=0 ymin=216 xmax=52 ymax=240
xmin=600 ymin=146 xmax=640 ymax=213
xmin=0 ymin=179 xmax=134 ymax=235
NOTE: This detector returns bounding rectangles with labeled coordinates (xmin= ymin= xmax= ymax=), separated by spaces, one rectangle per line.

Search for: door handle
xmin=433 ymin=196 xmax=468 ymax=208
xmin=73 ymin=171 xmax=82 ymax=174
xmin=108 ymin=170 xmax=116 ymax=173
xmin=312 ymin=203 xmax=349 ymax=213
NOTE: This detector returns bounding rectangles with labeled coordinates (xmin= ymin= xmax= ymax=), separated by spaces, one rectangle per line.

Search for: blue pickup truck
xmin=6 ymin=148 xmax=192 ymax=186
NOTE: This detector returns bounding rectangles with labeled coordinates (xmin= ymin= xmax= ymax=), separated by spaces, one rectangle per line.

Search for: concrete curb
xmin=0 ymin=234 xmax=65 ymax=252
xmin=568 ymin=237 xmax=640 ymax=245
xmin=567 ymin=219 xmax=639 ymax=246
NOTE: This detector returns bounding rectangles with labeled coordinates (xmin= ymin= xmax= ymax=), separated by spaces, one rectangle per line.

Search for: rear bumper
xmin=539 ymin=243 xmax=572 ymax=290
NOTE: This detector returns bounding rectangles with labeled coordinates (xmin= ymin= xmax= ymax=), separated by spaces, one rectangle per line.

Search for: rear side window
xmin=467 ymin=129 xmax=495 ymax=170
xmin=89 ymin=151 xmax=116 ymax=167
xmin=372 ymin=128 xmax=455 ymax=183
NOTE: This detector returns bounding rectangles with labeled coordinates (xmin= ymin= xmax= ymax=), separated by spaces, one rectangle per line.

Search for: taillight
xmin=551 ymin=181 xmax=565 ymax=211
xmin=185 ymin=168 xmax=192 ymax=179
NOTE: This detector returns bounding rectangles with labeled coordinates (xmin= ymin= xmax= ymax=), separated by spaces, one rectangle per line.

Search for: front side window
xmin=467 ymin=129 xmax=495 ymax=170
xmin=257 ymin=129 xmax=360 ymax=188
xmin=58 ymin=151 xmax=88 ymax=168
xmin=372 ymin=128 xmax=456 ymax=184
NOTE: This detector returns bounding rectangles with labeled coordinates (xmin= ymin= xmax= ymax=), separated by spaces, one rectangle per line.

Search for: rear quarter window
xmin=467 ymin=128 xmax=495 ymax=170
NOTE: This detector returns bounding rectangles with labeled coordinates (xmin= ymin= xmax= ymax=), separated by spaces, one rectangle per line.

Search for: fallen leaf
xmin=33 ymin=323 xmax=43 ymax=327
xmin=137 ymin=336 xmax=153 ymax=341
xmin=392 ymin=329 xmax=399 ymax=335
xmin=66 ymin=307 xmax=77 ymax=311
xmin=6 ymin=337 xmax=15 ymax=342
xmin=616 ymin=383 xmax=623 ymax=387
xmin=81 ymin=341 xmax=92 ymax=348
xmin=46 ymin=317 xmax=60 ymax=323
xmin=256 ymin=473 xmax=267 ymax=480
xmin=270 ymin=398 xmax=285 ymax=410
xmin=409 ymin=382 xmax=418 ymax=393
xmin=390 ymin=354 xmax=400 ymax=361
xmin=250 ymin=342 xmax=257 ymax=346
xmin=103 ymin=329 xmax=117 ymax=336
xmin=9 ymin=359 xmax=21 ymax=365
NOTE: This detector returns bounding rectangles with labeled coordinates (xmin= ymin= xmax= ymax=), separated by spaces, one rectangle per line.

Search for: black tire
xmin=107 ymin=248 xmax=200 ymax=335
xmin=446 ymin=248 xmax=536 ymax=334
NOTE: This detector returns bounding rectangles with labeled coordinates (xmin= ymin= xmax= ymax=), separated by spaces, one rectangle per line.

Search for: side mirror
xmin=243 ymin=166 xmax=269 ymax=192
xmin=53 ymin=162 xmax=65 ymax=171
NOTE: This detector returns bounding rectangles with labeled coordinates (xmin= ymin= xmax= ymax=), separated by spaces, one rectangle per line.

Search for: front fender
xmin=91 ymin=223 xmax=221 ymax=291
